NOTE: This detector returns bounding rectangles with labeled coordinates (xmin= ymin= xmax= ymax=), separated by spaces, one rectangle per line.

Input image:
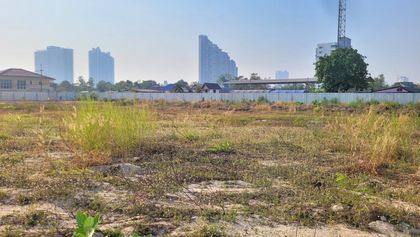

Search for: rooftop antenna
xmin=39 ymin=64 xmax=44 ymax=76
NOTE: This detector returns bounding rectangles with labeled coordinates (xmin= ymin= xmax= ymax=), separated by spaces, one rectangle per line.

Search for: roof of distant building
xmin=0 ymin=68 xmax=55 ymax=80
xmin=202 ymin=83 xmax=222 ymax=90
xmin=374 ymin=86 xmax=420 ymax=93
xmin=160 ymin=84 xmax=176 ymax=91
xmin=131 ymin=88 xmax=162 ymax=93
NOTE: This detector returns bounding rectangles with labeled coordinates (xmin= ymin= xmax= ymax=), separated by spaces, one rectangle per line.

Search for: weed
xmin=209 ymin=141 xmax=233 ymax=153
xmin=24 ymin=210 xmax=52 ymax=227
xmin=101 ymin=229 xmax=124 ymax=237
xmin=63 ymin=101 xmax=155 ymax=159
xmin=73 ymin=211 xmax=100 ymax=237
xmin=335 ymin=173 xmax=349 ymax=188
xmin=196 ymin=220 xmax=226 ymax=237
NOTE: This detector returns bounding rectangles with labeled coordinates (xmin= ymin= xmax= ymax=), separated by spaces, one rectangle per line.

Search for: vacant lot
xmin=0 ymin=100 xmax=419 ymax=237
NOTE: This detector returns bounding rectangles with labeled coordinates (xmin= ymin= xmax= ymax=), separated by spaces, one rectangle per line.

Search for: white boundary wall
xmin=0 ymin=91 xmax=419 ymax=104
xmin=97 ymin=92 xmax=420 ymax=104
xmin=0 ymin=91 xmax=77 ymax=101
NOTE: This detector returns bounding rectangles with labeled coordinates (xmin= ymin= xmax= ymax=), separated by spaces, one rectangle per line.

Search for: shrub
xmin=64 ymin=101 xmax=155 ymax=159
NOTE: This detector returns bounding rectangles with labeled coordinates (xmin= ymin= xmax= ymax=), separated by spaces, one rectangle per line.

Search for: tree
xmin=50 ymin=82 xmax=58 ymax=91
xmin=57 ymin=81 xmax=75 ymax=92
xmin=217 ymin=74 xmax=234 ymax=85
xmin=369 ymin=74 xmax=388 ymax=91
xmin=190 ymin=82 xmax=202 ymax=93
xmin=114 ymin=80 xmax=134 ymax=91
xmin=249 ymin=73 xmax=261 ymax=81
xmin=88 ymin=77 xmax=95 ymax=90
xmin=315 ymin=48 xmax=369 ymax=92
xmin=392 ymin=81 xmax=417 ymax=88
xmin=231 ymin=73 xmax=267 ymax=90
xmin=134 ymin=80 xmax=158 ymax=89
xmin=96 ymin=80 xmax=114 ymax=92
xmin=175 ymin=79 xmax=189 ymax=88
xmin=75 ymin=76 xmax=92 ymax=92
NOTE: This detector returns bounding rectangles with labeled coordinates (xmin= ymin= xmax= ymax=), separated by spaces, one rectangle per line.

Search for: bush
xmin=64 ymin=101 xmax=155 ymax=159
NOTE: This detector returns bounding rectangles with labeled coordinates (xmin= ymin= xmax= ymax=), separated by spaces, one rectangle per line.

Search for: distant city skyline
xmin=89 ymin=47 xmax=115 ymax=84
xmin=0 ymin=0 xmax=419 ymax=84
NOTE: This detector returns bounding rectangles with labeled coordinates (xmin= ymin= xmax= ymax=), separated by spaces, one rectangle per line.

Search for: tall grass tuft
xmin=325 ymin=108 xmax=416 ymax=174
xmin=64 ymin=101 xmax=155 ymax=161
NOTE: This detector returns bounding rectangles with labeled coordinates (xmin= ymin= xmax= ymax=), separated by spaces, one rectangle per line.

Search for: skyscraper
xmin=89 ymin=47 xmax=115 ymax=84
xmin=199 ymin=35 xmax=238 ymax=84
xmin=34 ymin=46 xmax=74 ymax=83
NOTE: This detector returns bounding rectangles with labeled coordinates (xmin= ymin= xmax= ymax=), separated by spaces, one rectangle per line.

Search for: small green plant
xmin=73 ymin=211 xmax=100 ymax=237
xmin=180 ymin=129 xmax=200 ymax=141
xmin=197 ymin=221 xmax=226 ymax=237
xmin=335 ymin=173 xmax=349 ymax=188
xmin=209 ymin=141 xmax=233 ymax=153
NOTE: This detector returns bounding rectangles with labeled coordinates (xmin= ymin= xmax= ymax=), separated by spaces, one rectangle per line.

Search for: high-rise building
xmin=275 ymin=70 xmax=290 ymax=80
xmin=89 ymin=47 xmax=115 ymax=84
xmin=315 ymin=42 xmax=338 ymax=61
xmin=34 ymin=46 xmax=74 ymax=84
xmin=199 ymin=35 xmax=238 ymax=84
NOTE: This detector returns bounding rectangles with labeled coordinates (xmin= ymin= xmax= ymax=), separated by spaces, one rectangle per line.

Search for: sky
xmin=0 ymin=0 xmax=419 ymax=84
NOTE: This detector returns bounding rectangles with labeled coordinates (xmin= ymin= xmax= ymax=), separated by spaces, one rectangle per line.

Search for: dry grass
xmin=325 ymin=108 xmax=417 ymax=174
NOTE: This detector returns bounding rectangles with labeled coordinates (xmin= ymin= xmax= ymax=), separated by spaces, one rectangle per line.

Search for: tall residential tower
xmin=34 ymin=46 xmax=74 ymax=83
xmin=89 ymin=47 xmax=115 ymax=84
xmin=199 ymin=35 xmax=238 ymax=84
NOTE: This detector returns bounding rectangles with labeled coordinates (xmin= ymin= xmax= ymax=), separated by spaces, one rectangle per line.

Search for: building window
xmin=17 ymin=80 xmax=26 ymax=90
xmin=0 ymin=80 xmax=12 ymax=89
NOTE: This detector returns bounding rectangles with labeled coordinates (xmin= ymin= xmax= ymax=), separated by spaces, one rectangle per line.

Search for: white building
xmin=199 ymin=35 xmax=238 ymax=84
xmin=316 ymin=38 xmax=352 ymax=61
xmin=315 ymin=42 xmax=338 ymax=61
xmin=35 ymin=46 xmax=74 ymax=84
xmin=89 ymin=47 xmax=115 ymax=84
xmin=275 ymin=70 xmax=289 ymax=80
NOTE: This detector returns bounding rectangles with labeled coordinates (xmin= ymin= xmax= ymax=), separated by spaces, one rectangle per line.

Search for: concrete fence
xmin=0 ymin=91 xmax=77 ymax=101
xmin=97 ymin=92 xmax=420 ymax=104
xmin=0 ymin=91 xmax=419 ymax=104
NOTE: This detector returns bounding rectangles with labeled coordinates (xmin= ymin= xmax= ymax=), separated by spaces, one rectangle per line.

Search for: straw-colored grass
xmin=325 ymin=108 xmax=416 ymax=174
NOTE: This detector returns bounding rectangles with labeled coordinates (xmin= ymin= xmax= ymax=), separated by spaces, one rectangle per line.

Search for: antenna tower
xmin=338 ymin=0 xmax=347 ymax=41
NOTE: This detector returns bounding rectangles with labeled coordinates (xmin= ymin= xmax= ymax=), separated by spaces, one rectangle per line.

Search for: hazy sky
xmin=0 ymin=0 xmax=419 ymax=84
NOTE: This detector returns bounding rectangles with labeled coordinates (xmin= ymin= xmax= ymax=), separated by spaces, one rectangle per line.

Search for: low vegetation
xmin=0 ymin=100 xmax=419 ymax=236
xmin=63 ymin=101 xmax=155 ymax=161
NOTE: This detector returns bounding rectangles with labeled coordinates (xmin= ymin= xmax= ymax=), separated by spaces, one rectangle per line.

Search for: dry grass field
xmin=0 ymin=100 xmax=419 ymax=236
